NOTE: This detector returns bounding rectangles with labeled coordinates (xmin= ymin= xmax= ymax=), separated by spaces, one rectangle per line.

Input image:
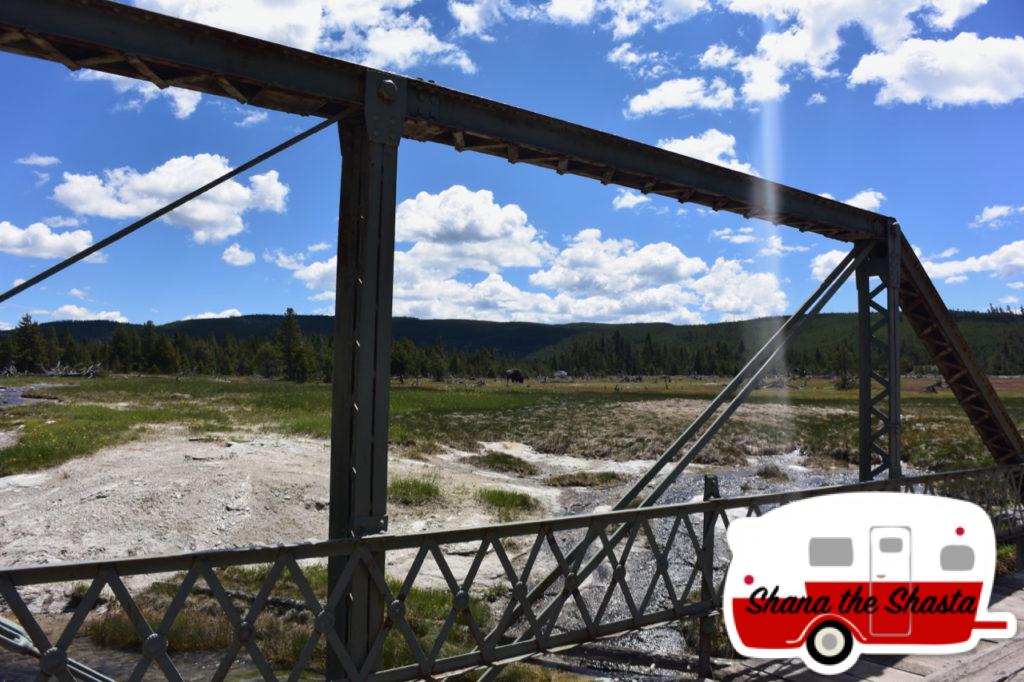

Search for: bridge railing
xmin=2 ymin=463 xmax=1023 ymax=681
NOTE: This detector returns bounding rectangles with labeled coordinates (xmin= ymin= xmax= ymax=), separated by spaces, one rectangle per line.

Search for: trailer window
xmin=809 ymin=538 xmax=853 ymax=567
xmin=941 ymin=545 xmax=974 ymax=571
xmin=879 ymin=537 xmax=903 ymax=553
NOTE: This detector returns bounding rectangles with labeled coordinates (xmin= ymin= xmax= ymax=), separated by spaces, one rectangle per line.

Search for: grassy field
xmin=1 ymin=374 xmax=1021 ymax=476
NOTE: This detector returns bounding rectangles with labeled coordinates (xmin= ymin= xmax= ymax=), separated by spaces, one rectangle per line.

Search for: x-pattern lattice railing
xmin=2 ymin=464 xmax=1023 ymax=681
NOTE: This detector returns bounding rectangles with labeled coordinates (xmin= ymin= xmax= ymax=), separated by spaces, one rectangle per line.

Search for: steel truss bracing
xmin=2 ymin=465 xmax=1023 ymax=680
xmin=1 ymin=1 xmax=1024 ymax=680
xmin=857 ymin=224 xmax=903 ymax=480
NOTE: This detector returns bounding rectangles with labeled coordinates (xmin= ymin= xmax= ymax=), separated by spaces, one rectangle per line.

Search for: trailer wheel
xmin=806 ymin=621 xmax=853 ymax=667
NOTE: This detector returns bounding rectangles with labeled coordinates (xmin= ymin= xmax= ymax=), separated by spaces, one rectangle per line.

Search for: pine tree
xmin=276 ymin=308 xmax=314 ymax=382
xmin=13 ymin=314 xmax=45 ymax=372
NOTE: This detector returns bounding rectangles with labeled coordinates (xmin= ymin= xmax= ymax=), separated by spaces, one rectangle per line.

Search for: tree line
xmin=4 ymin=308 xmax=1024 ymax=381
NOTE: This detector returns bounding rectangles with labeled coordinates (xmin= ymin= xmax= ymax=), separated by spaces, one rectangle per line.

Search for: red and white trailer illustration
xmin=723 ymin=492 xmax=1016 ymax=675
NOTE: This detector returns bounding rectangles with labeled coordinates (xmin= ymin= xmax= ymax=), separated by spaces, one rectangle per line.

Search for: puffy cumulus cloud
xmin=134 ymin=0 xmax=475 ymax=74
xmin=711 ymin=227 xmax=756 ymax=244
xmin=222 ymin=243 xmax=256 ymax=266
xmin=183 ymin=308 xmax=243 ymax=320
xmin=235 ymin=111 xmax=269 ymax=127
xmin=16 ymin=153 xmax=60 ymax=167
xmin=47 ymin=304 xmax=128 ymax=323
xmin=68 ymin=288 xmax=88 ymax=300
xmin=921 ymin=241 xmax=1024 ymax=281
xmin=529 ymin=228 xmax=708 ymax=296
xmin=708 ymin=0 xmax=986 ymax=104
xmin=53 ymin=154 xmax=288 ymax=244
xmin=807 ymin=92 xmax=827 ymax=105
xmin=612 ymin=189 xmax=650 ymax=210
xmin=850 ymin=33 xmax=1024 ymax=107
xmin=0 ymin=220 xmax=94 ymax=259
xmin=449 ymin=0 xmax=708 ymax=41
xmin=811 ymin=249 xmax=847 ymax=280
xmin=844 ymin=189 xmax=886 ymax=211
xmin=758 ymin=234 xmax=809 ymax=257
xmin=307 ymin=242 xmax=331 ymax=253
xmin=43 ymin=216 xmax=81 ymax=228
xmin=275 ymin=187 xmax=783 ymax=323
xmin=395 ymin=185 xmax=555 ymax=276
xmin=690 ymin=258 xmax=786 ymax=320
xmin=626 ymin=77 xmax=735 ymax=116
xmin=75 ymin=71 xmax=201 ymax=118
xmin=699 ymin=43 xmax=737 ymax=69
xmin=820 ymin=189 xmax=887 ymax=212
xmin=657 ymin=129 xmax=757 ymax=175
xmin=972 ymin=204 xmax=1024 ymax=228
xmin=607 ymin=42 xmax=670 ymax=79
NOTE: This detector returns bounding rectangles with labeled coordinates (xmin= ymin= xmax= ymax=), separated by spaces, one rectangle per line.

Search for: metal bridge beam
xmin=0 ymin=0 xmax=889 ymax=242
xmin=327 ymin=71 xmax=404 ymax=676
xmin=857 ymin=222 xmax=902 ymax=480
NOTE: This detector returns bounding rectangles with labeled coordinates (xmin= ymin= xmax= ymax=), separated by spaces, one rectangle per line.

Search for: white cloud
xmin=182 ymin=308 xmax=243 ymax=321
xmin=0 ymin=220 xmax=95 ymax=259
xmin=278 ymin=188 xmax=783 ymax=323
xmin=307 ymin=242 xmax=331 ymax=253
xmin=850 ymin=33 xmax=1024 ymax=107
xmin=222 ymin=243 xmax=256 ymax=266
xmin=944 ymin=274 xmax=968 ymax=284
xmin=33 ymin=172 xmax=50 ymax=187
xmin=927 ymin=247 xmax=960 ymax=259
xmin=626 ymin=77 xmax=735 ymax=115
xmin=922 ymin=241 xmax=1024 ymax=281
xmin=612 ymin=189 xmax=650 ymax=210
xmin=138 ymin=0 xmax=475 ymax=74
xmin=999 ymin=295 xmax=1020 ymax=306
xmin=710 ymin=1 xmax=987 ymax=104
xmin=235 ymin=110 xmax=269 ymax=127
xmin=16 ymin=153 xmax=60 ymax=167
xmin=0 ymin=322 xmax=10 ymax=331
xmin=394 ymin=185 xmax=555 ymax=277
xmin=711 ymin=227 xmax=756 ymax=245
xmin=758 ymin=234 xmax=809 ymax=256
xmin=811 ymin=249 xmax=847 ymax=280
xmin=972 ymin=204 xmax=1024 ymax=228
xmin=450 ymin=0 xmax=709 ymax=40
xmin=68 ymin=288 xmax=88 ymax=300
xmin=700 ymin=43 xmax=737 ymax=68
xmin=529 ymin=228 xmax=707 ymax=297
xmin=821 ymin=189 xmax=887 ymax=211
xmin=264 ymin=248 xmax=307 ymax=270
xmin=607 ymin=42 xmax=669 ymax=79
xmin=657 ymin=129 xmax=757 ymax=175
xmin=43 ymin=216 xmax=80 ymax=228
xmin=53 ymin=154 xmax=288 ymax=244
xmin=75 ymin=71 xmax=202 ymax=118
xmin=807 ymin=92 xmax=827 ymax=105
xmin=48 ymin=304 xmax=128 ymax=323
xmin=1009 ymin=282 xmax=1024 ymax=290
xmin=844 ymin=189 xmax=886 ymax=212
xmin=690 ymin=257 xmax=786 ymax=319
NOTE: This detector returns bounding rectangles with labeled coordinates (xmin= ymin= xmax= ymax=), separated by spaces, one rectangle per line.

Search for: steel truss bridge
xmin=0 ymin=1 xmax=1022 ymax=680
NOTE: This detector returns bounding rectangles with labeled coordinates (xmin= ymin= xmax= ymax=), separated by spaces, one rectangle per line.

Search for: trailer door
xmin=870 ymin=527 xmax=912 ymax=636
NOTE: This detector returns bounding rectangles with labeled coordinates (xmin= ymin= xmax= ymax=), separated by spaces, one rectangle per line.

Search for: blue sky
xmin=2 ymin=0 xmax=1023 ymax=329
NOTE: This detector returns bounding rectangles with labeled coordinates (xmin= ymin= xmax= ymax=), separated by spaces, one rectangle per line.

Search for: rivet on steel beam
xmin=377 ymin=79 xmax=398 ymax=102
xmin=142 ymin=633 xmax=168 ymax=659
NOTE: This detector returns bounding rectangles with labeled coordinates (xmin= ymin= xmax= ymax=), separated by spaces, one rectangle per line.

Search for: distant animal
xmin=504 ymin=368 xmax=526 ymax=384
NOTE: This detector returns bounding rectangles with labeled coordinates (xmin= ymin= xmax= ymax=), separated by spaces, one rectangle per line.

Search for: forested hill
xmin=22 ymin=309 xmax=1024 ymax=375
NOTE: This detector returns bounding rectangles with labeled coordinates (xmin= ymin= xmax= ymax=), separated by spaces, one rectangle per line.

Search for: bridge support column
xmin=327 ymin=72 xmax=405 ymax=678
xmin=857 ymin=221 xmax=902 ymax=481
